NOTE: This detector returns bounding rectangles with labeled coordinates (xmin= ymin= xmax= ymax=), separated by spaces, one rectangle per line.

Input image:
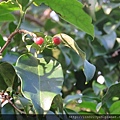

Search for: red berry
xmin=53 ymin=37 xmax=61 ymax=45
xmin=34 ymin=37 xmax=44 ymax=45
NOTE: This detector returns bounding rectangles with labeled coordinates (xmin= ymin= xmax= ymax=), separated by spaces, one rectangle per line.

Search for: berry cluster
xmin=34 ymin=36 xmax=61 ymax=45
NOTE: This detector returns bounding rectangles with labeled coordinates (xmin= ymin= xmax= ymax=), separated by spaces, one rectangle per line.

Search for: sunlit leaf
xmin=15 ymin=54 xmax=64 ymax=114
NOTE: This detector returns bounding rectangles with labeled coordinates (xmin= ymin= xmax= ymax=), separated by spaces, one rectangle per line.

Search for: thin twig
xmin=8 ymin=99 xmax=26 ymax=114
xmin=0 ymin=29 xmax=37 ymax=55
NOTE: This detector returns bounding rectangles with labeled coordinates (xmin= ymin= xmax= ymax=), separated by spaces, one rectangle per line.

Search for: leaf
xmin=83 ymin=0 xmax=97 ymax=21
xmin=0 ymin=62 xmax=16 ymax=88
xmin=17 ymin=0 xmax=29 ymax=8
xmin=102 ymin=3 xmax=120 ymax=14
xmin=110 ymin=101 xmax=120 ymax=114
xmin=99 ymin=32 xmax=116 ymax=50
xmin=64 ymin=94 xmax=82 ymax=104
xmin=0 ymin=34 xmax=5 ymax=47
xmin=0 ymin=13 xmax=15 ymax=22
xmin=96 ymin=102 xmax=102 ymax=112
xmin=51 ymin=94 xmax=63 ymax=114
xmin=78 ymin=101 xmax=104 ymax=113
xmin=0 ymin=1 xmax=19 ymax=15
xmin=0 ymin=74 xmax=8 ymax=90
xmin=54 ymin=33 xmax=86 ymax=60
xmin=69 ymin=50 xmax=84 ymax=69
xmin=34 ymin=0 xmax=94 ymax=37
xmin=54 ymin=33 xmax=96 ymax=81
xmin=83 ymin=60 xmax=96 ymax=81
xmin=103 ymin=22 xmax=120 ymax=34
xmin=15 ymin=54 xmax=64 ymax=114
xmin=1 ymin=103 xmax=16 ymax=120
xmin=102 ymin=83 xmax=120 ymax=105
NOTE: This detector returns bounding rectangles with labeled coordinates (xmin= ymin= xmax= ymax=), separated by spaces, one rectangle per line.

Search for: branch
xmin=0 ymin=29 xmax=37 ymax=55
xmin=8 ymin=99 xmax=26 ymax=114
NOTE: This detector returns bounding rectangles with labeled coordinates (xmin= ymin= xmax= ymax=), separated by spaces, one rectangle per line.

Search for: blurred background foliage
xmin=0 ymin=0 xmax=120 ymax=118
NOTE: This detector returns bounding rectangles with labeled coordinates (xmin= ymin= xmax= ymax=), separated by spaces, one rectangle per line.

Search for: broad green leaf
xmin=0 ymin=1 xmax=19 ymax=15
xmin=110 ymin=101 xmax=120 ymax=114
xmin=0 ymin=13 xmax=15 ymax=22
xmin=34 ymin=0 xmax=94 ymax=37
xmin=78 ymin=101 xmax=104 ymax=114
xmin=0 ymin=62 xmax=16 ymax=88
xmin=83 ymin=60 xmax=96 ymax=81
xmin=102 ymin=83 xmax=120 ymax=105
xmin=15 ymin=54 xmax=64 ymax=114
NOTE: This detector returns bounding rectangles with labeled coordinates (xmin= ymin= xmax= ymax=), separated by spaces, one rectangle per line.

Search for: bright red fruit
xmin=53 ymin=37 xmax=61 ymax=45
xmin=34 ymin=37 xmax=44 ymax=45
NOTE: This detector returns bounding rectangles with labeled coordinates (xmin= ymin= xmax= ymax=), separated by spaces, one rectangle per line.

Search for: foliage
xmin=0 ymin=0 xmax=120 ymax=119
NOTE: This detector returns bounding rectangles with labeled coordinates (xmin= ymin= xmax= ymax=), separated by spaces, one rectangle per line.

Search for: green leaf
xmin=0 ymin=74 xmax=8 ymax=90
xmin=1 ymin=103 xmax=16 ymax=120
xmin=34 ymin=0 xmax=94 ymax=37
xmin=103 ymin=22 xmax=120 ymax=34
xmin=17 ymin=0 xmax=29 ymax=8
xmin=101 ymin=32 xmax=116 ymax=50
xmin=51 ymin=94 xmax=63 ymax=114
xmin=78 ymin=101 xmax=104 ymax=114
xmin=92 ymin=81 xmax=106 ymax=95
xmin=54 ymin=33 xmax=95 ymax=81
xmin=0 ymin=1 xmax=19 ymax=15
xmin=15 ymin=54 xmax=64 ymax=114
xmin=9 ymin=22 xmax=17 ymax=33
xmin=110 ymin=101 xmax=120 ymax=114
xmin=102 ymin=83 xmax=120 ymax=105
xmin=0 ymin=34 xmax=5 ymax=47
xmin=0 ymin=62 xmax=16 ymax=88
xmin=83 ymin=60 xmax=96 ymax=81
xmin=64 ymin=94 xmax=82 ymax=104
xmin=96 ymin=102 xmax=102 ymax=112
xmin=0 ymin=13 xmax=15 ymax=22
xmin=83 ymin=0 xmax=97 ymax=21
xmin=69 ymin=50 xmax=84 ymax=69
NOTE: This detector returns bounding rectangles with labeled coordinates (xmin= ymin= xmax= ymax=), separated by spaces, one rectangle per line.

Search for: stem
xmin=16 ymin=11 xmax=25 ymax=29
xmin=8 ymin=99 xmax=26 ymax=114
xmin=16 ymin=0 xmax=34 ymax=29
xmin=0 ymin=29 xmax=37 ymax=55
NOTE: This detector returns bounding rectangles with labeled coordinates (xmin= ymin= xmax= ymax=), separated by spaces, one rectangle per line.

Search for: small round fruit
xmin=34 ymin=37 xmax=44 ymax=45
xmin=53 ymin=36 xmax=61 ymax=45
